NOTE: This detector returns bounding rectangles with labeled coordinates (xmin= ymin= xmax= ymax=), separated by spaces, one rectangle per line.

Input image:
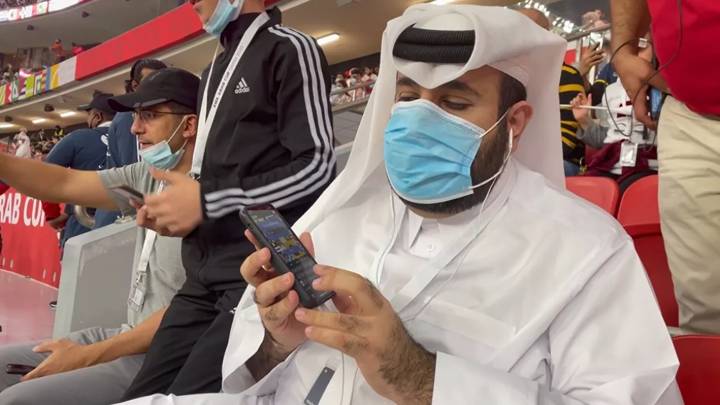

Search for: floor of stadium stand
xmin=0 ymin=270 xmax=57 ymax=345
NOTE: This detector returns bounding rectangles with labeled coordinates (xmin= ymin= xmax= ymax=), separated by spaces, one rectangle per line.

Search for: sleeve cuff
xmin=433 ymin=351 xmax=535 ymax=404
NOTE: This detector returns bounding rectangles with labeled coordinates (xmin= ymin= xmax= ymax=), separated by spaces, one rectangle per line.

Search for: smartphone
xmin=239 ymin=204 xmax=334 ymax=308
xmin=6 ymin=364 xmax=35 ymax=376
xmin=649 ymin=87 xmax=666 ymax=122
xmin=109 ymin=185 xmax=144 ymax=205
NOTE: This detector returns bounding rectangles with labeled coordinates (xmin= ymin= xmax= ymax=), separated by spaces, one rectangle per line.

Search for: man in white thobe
xmin=120 ymin=4 xmax=681 ymax=405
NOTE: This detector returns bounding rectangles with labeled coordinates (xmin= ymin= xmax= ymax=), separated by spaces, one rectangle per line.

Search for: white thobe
xmin=118 ymin=162 xmax=682 ymax=405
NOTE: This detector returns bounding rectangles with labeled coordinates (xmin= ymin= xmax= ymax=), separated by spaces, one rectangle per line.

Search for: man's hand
xmin=22 ymin=339 xmax=99 ymax=381
xmin=613 ymin=51 xmax=669 ymax=129
xmin=241 ymin=230 xmax=313 ymax=355
xmin=578 ymin=47 xmax=605 ymax=77
xmin=46 ymin=213 xmax=68 ymax=231
xmin=140 ymin=168 xmax=202 ymax=237
xmin=570 ymin=93 xmax=593 ymax=129
xmin=295 ymin=266 xmax=436 ymax=405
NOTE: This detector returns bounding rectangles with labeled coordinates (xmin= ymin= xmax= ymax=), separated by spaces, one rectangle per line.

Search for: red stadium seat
xmin=565 ymin=176 xmax=620 ymax=216
xmin=673 ymin=335 xmax=720 ymax=405
xmin=617 ymin=175 xmax=678 ymax=327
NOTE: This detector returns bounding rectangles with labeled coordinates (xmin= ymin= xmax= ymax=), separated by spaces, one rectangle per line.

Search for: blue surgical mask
xmin=384 ymin=99 xmax=511 ymax=204
xmin=139 ymin=117 xmax=188 ymax=170
xmin=203 ymin=0 xmax=244 ymax=36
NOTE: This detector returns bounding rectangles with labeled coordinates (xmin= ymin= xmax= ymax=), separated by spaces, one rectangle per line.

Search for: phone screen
xmin=649 ymin=87 xmax=665 ymax=121
xmin=247 ymin=209 xmax=316 ymax=279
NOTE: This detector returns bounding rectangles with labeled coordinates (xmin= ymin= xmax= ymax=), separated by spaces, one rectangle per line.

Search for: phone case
xmin=239 ymin=206 xmax=334 ymax=308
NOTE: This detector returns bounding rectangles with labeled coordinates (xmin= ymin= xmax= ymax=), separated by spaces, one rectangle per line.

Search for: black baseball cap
xmin=77 ymin=91 xmax=115 ymax=114
xmin=108 ymin=68 xmax=200 ymax=112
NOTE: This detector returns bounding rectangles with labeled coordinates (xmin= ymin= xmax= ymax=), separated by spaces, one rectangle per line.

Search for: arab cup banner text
xmin=0 ymin=189 xmax=61 ymax=288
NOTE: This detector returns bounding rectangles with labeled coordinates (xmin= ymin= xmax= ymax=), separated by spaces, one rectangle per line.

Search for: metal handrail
xmin=564 ymin=24 xmax=611 ymax=42
xmin=330 ymin=80 xmax=376 ymax=96
xmin=332 ymin=97 xmax=370 ymax=113
xmin=74 ymin=205 xmax=95 ymax=229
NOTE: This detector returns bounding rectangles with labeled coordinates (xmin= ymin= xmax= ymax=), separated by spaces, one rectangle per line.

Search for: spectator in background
xmin=13 ymin=127 xmax=31 ymax=158
xmin=71 ymin=42 xmax=84 ymax=56
xmin=330 ymin=78 xmax=351 ymax=105
xmin=570 ymin=41 xmax=657 ymax=192
xmin=612 ymin=0 xmax=720 ymax=334
xmin=54 ymin=125 xmax=64 ymax=138
xmin=43 ymin=91 xmax=115 ymax=249
xmin=519 ymin=8 xmax=587 ymax=176
xmin=576 ymin=42 xmax=604 ymax=81
xmin=106 ymin=58 xmax=167 ymax=170
xmin=51 ymin=39 xmax=65 ymax=63
xmin=361 ymin=66 xmax=377 ymax=94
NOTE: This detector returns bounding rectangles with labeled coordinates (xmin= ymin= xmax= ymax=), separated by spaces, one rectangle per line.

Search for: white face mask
xmin=203 ymin=0 xmax=245 ymax=36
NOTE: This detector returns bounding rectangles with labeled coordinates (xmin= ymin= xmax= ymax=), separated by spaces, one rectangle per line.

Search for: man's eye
xmin=397 ymin=95 xmax=418 ymax=102
xmin=443 ymin=100 xmax=470 ymax=111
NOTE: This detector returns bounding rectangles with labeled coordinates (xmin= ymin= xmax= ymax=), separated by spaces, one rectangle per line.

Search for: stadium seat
xmin=617 ymin=175 xmax=678 ymax=327
xmin=565 ymin=176 xmax=620 ymax=216
xmin=673 ymin=335 xmax=720 ymax=405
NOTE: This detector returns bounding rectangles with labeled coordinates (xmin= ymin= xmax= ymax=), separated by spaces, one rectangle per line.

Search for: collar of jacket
xmin=220 ymin=7 xmax=282 ymax=49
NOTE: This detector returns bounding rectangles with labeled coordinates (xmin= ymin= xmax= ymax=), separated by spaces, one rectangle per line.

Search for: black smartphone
xmin=239 ymin=204 xmax=334 ymax=308
xmin=109 ymin=185 xmax=144 ymax=205
xmin=6 ymin=364 xmax=35 ymax=376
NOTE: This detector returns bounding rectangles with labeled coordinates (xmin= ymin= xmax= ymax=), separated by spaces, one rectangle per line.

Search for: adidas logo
xmin=234 ymin=78 xmax=250 ymax=94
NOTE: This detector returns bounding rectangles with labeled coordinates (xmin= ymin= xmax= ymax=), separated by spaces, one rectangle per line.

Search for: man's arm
xmin=201 ymin=34 xmax=336 ymax=219
xmin=90 ymin=307 xmax=167 ymax=362
xmin=610 ymin=0 xmax=650 ymax=57
xmin=0 ymin=152 xmax=118 ymax=210
xmin=24 ymin=308 xmax=168 ymax=381
xmin=245 ymin=333 xmax=293 ymax=382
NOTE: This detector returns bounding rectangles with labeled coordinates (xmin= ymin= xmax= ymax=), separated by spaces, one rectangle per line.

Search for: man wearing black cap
xmin=95 ymin=59 xmax=168 ymax=230
xmin=0 ymin=68 xmax=200 ymax=405
xmin=107 ymin=58 xmax=168 ymax=170
xmin=42 ymin=91 xmax=116 ymax=248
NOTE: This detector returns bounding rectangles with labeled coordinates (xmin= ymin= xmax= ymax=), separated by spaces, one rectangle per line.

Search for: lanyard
xmin=135 ymin=182 xmax=166 ymax=277
xmin=378 ymin=165 xmax=516 ymax=315
xmin=191 ymin=12 xmax=270 ymax=177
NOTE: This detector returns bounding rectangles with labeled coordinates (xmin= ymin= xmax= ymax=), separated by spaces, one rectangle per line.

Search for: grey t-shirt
xmin=98 ymin=162 xmax=186 ymax=328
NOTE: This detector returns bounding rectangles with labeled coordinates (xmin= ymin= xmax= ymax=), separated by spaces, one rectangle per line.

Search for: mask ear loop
xmin=167 ymin=116 xmax=190 ymax=154
xmin=470 ymin=124 xmax=514 ymax=190
xmin=475 ymin=127 xmax=513 ymax=215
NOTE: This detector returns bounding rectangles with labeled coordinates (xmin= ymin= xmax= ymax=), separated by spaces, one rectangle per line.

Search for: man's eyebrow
xmin=396 ymin=76 xmax=419 ymax=88
xmin=438 ymin=80 xmax=481 ymax=98
xmin=396 ymin=77 xmax=481 ymax=98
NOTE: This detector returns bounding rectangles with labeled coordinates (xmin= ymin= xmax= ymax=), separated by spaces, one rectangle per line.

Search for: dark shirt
xmin=46 ymin=126 xmax=110 ymax=246
xmin=559 ymin=64 xmax=586 ymax=164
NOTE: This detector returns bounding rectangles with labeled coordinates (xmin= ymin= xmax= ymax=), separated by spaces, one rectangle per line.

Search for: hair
xmin=131 ymin=59 xmax=167 ymax=82
xmin=125 ymin=59 xmax=167 ymax=93
xmin=498 ymin=72 xmax=527 ymax=117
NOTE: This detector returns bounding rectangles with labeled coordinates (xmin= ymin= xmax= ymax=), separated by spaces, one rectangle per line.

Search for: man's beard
xmin=398 ymin=121 xmax=510 ymax=216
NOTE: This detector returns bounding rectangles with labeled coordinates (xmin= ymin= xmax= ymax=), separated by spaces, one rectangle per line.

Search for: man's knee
xmin=0 ymin=381 xmax=47 ymax=405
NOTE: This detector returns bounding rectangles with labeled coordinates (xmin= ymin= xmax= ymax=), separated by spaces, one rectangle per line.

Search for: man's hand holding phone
xmin=241 ymin=229 xmax=315 ymax=356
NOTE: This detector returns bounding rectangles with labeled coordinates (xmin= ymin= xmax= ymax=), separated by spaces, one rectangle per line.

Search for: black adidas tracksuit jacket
xmin=182 ymin=7 xmax=336 ymax=291
xmin=123 ymin=8 xmax=336 ymax=398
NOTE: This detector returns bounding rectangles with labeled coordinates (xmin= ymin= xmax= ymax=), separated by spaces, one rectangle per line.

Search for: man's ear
xmin=183 ymin=115 xmax=199 ymax=140
xmin=506 ymin=101 xmax=533 ymax=152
